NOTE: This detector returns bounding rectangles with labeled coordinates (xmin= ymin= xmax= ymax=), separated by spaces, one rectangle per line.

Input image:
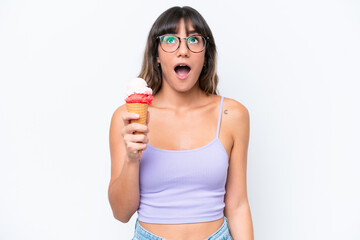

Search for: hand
xmin=121 ymin=111 xmax=150 ymax=162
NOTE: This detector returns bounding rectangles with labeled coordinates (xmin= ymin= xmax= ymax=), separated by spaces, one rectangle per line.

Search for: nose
xmin=177 ymin=38 xmax=189 ymax=57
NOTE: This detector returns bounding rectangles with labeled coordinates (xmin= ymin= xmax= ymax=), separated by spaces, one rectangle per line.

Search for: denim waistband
xmin=132 ymin=216 xmax=232 ymax=240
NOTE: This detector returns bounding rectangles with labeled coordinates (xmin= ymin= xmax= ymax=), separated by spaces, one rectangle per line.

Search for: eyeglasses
xmin=156 ymin=34 xmax=209 ymax=53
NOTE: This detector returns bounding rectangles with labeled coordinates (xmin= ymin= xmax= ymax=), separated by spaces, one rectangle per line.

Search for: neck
xmin=153 ymin=82 xmax=207 ymax=111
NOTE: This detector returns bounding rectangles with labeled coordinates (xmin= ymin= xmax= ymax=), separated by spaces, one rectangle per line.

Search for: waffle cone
xmin=126 ymin=103 xmax=149 ymax=158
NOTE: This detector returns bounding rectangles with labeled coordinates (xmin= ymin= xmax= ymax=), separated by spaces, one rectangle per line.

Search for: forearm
xmin=108 ymin=159 xmax=140 ymax=222
xmin=225 ymin=203 xmax=254 ymax=240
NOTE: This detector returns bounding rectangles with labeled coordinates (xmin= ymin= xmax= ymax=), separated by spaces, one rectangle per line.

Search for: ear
xmin=156 ymin=56 xmax=160 ymax=63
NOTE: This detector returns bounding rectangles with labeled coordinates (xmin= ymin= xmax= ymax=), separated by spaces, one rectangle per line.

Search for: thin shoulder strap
xmin=216 ymin=96 xmax=224 ymax=138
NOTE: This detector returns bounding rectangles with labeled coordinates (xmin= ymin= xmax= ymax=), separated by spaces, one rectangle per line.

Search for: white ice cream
xmin=125 ymin=78 xmax=153 ymax=97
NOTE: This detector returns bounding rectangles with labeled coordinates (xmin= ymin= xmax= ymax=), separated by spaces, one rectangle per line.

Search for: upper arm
xmin=108 ymin=104 xmax=127 ymax=191
xmin=224 ymin=99 xmax=250 ymax=210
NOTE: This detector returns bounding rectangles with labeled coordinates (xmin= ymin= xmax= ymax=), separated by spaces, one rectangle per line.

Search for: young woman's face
xmin=156 ymin=18 xmax=205 ymax=93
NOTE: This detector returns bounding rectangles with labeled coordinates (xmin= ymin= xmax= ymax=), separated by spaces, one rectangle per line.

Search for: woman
xmin=108 ymin=6 xmax=253 ymax=240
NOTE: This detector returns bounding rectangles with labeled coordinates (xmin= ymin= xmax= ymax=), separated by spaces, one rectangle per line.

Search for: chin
xmin=177 ymin=83 xmax=199 ymax=93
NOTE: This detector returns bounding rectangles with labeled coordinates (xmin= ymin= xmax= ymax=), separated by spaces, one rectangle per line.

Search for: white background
xmin=1 ymin=0 xmax=359 ymax=239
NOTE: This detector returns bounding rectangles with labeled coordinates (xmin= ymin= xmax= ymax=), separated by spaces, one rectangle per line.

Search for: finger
xmin=127 ymin=142 xmax=148 ymax=152
xmin=126 ymin=134 xmax=148 ymax=143
xmin=127 ymin=123 xmax=148 ymax=134
xmin=122 ymin=112 xmax=140 ymax=125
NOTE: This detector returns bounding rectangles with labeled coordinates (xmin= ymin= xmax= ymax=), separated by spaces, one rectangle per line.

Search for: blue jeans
xmin=132 ymin=217 xmax=233 ymax=240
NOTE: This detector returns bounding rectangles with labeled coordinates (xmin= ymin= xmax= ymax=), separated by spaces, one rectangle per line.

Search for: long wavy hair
xmin=138 ymin=6 xmax=219 ymax=96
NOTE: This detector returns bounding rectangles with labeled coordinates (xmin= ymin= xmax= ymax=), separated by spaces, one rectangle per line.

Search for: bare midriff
xmin=139 ymin=217 xmax=224 ymax=240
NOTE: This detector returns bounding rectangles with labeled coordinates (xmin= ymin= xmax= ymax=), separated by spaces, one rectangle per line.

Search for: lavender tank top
xmin=137 ymin=96 xmax=229 ymax=224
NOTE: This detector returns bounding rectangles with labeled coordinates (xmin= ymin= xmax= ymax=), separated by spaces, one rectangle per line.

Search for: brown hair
xmin=138 ymin=6 xmax=219 ymax=96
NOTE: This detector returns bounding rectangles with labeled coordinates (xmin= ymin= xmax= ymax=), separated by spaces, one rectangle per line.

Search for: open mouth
xmin=174 ymin=64 xmax=191 ymax=79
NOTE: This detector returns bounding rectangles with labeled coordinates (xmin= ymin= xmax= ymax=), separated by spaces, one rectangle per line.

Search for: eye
xmin=188 ymin=36 xmax=200 ymax=44
xmin=164 ymin=35 xmax=176 ymax=44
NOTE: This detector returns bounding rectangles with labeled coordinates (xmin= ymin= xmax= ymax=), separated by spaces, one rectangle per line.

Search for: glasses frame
xmin=156 ymin=34 xmax=209 ymax=53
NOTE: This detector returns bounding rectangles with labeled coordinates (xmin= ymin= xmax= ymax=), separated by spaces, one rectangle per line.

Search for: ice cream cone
xmin=126 ymin=103 xmax=148 ymax=126
xmin=124 ymin=78 xmax=153 ymax=159
xmin=126 ymin=103 xmax=149 ymax=158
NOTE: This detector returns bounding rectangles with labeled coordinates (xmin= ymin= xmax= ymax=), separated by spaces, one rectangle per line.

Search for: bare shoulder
xmin=222 ymin=97 xmax=250 ymax=121
xmin=111 ymin=103 xmax=127 ymax=121
xmin=110 ymin=103 xmax=131 ymax=133
xmin=222 ymin=97 xmax=250 ymax=143
xmin=109 ymin=104 xmax=127 ymax=140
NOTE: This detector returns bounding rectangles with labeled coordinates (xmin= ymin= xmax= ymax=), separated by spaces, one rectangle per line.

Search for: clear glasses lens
xmin=187 ymin=36 xmax=205 ymax=52
xmin=159 ymin=35 xmax=206 ymax=53
xmin=160 ymin=35 xmax=179 ymax=52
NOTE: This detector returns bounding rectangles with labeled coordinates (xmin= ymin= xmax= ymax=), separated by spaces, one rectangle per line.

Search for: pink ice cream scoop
xmin=125 ymin=78 xmax=153 ymax=105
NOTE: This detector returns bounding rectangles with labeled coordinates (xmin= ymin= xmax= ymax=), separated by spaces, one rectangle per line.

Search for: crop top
xmin=137 ymin=96 xmax=229 ymax=224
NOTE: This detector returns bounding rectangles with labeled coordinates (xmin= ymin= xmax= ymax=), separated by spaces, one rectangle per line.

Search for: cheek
xmin=158 ymin=50 xmax=170 ymax=65
xmin=195 ymin=54 xmax=206 ymax=70
xmin=198 ymin=51 xmax=206 ymax=63
xmin=157 ymin=46 xmax=167 ymax=63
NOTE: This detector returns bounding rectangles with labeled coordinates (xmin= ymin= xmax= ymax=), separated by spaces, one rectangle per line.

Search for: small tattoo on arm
xmin=224 ymin=109 xmax=228 ymax=114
